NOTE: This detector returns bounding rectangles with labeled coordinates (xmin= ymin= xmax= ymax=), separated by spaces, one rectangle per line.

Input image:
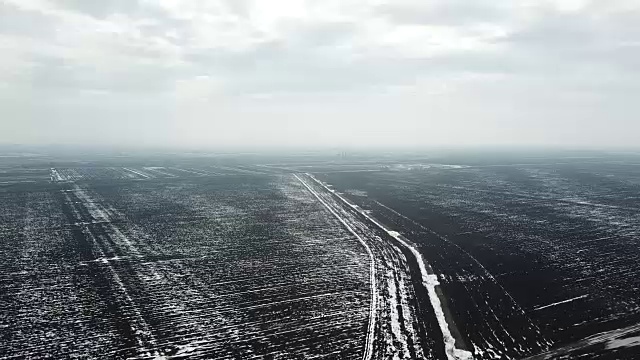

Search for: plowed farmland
xmin=2 ymin=166 xmax=373 ymax=358
xmin=315 ymin=154 xmax=640 ymax=359
xmin=2 ymin=151 xmax=640 ymax=359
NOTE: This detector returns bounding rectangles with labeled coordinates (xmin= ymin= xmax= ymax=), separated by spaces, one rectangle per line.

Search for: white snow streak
xmin=386 ymin=270 xmax=409 ymax=360
xmin=50 ymin=168 xmax=64 ymax=182
xmin=534 ymin=295 xmax=589 ymax=311
xmin=123 ymin=168 xmax=151 ymax=179
xmin=170 ymin=167 xmax=209 ymax=176
xmin=606 ymin=336 xmax=640 ymax=350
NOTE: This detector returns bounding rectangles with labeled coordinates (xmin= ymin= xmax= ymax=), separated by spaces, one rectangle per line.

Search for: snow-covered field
xmin=2 ymin=151 xmax=639 ymax=359
xmin=1 ymin=168 xmax=371 ymax=358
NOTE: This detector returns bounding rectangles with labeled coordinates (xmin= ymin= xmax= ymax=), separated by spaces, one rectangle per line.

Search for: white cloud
xmin=0 ymin=0 xmax=639 ymax=148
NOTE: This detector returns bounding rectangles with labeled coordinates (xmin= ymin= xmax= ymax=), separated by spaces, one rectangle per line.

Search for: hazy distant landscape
xmin=1 ymin=148 xmax=639 ymax=359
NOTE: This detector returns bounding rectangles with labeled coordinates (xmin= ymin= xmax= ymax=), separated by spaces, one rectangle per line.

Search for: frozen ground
xmin=1 ymin=149 xmax=639 ymax=359
xmin=317 ymin=152 xmax=640 ymax=359
xmin=1 ymin=166 xmax=371 ymax=358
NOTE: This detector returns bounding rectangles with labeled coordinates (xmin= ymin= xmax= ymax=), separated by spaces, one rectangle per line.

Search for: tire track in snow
xmin=294 ymin=174 xmax=377 ymax=360
xmin=61 ymin=187 xmax=163 ymax=359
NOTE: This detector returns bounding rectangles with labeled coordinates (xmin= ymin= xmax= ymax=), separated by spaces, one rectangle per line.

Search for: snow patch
xmin=606 ymin=336 xmax=640 ymax=350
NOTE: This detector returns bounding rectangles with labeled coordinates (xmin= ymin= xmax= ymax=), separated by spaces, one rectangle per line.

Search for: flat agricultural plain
xmin=1 ymin=149 xmax=639 ymax=359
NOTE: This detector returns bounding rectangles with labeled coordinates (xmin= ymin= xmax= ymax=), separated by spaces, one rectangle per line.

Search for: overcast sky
xmin=1 ymin=0 xmax=639 ymax=149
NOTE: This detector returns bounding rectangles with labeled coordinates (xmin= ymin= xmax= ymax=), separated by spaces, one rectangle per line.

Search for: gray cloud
xmin=375 ymin=0 xmax=511 ymax=26
xmin=1 ymin=0 xmax=639 ymax=149
xmin=55 ymin=0 xmax=144 ymax=19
